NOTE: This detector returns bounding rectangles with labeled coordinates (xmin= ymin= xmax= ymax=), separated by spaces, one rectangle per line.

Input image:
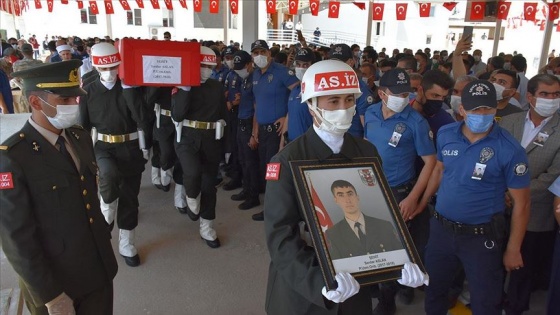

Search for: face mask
xmin=533 ymin=97 xmax=560 ymax=117
xmin=466 ymin=113 xmax=494 ymax=133
xmin=503 ymin=62 xmax=511 ymax=70
xmin=200 ymin=67 xmax=212 ymax=83
xmin=474 ymin=55 xmax=481 ymax=62
xmin=450 ymin=95 xmax=462 ymax=113
xmin=99 ymin=69 xmax=117 ymax=83
xmin=235 ymin=68 xmax=249 ymax=79
xmin=39 ymin=98 xmax=80 ymax=129
xmin=385 ymin=93 xmax=409 ymax=113
xmin=353 ymin=51 xmax=360 ymax=58
xmin=493 ymin=83 xmax=506 ymax=101
xmin=310 ymin=104 xmax=356 ymax=136
xmin=225 ymin=60 xmax=234 ymax=69
xmin=254 ymin=55 xmax=269 ymax=68
xmin=423 ymin=99 xmax=443 ymax=116
xmin=11 ymin=44 xmax=17 ymax=49
xmin=295 ymin=67 xmax=306 ymax=81
xmin=408 ymin=92 xmax=417 ymax=102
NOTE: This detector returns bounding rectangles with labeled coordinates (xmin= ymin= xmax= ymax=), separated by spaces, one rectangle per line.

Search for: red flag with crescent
xmin=310 ymin=0 xmax=319 ymax=16
xmin=288 ymin=0 xmax=298 ymax=15
xmin=396 ymin=3 xmax=407 ymax=21
xmin=150 ymin=0 xmax=159 ymax=9
xmin=34 ymin=0 xmax=41 ymax=9
xmin=136 ymin=0 xmax=144 ymax=9
xmin=548 ymin=3 xmax=559 ymax=21
xmin=524 ymin=2 xmax=537 ymax=21
xmin=163 ymin=0 xmax=172 ymax=10
xmin=76 ymin=0 xmax=83 ymax=10
xmin=352 ymin=2 xmax=365 ymax=10
xmin=89 ymin=0 xmax=99 ymax=14
xmin=229 ymin=0 xmax=238 ymax=14
xmin=310 ymin=183 xmax=333 ymax=232
xmin=328 ymin=1 xmax=339 ymax=19
xmin=104 ymin=0 xmax=114 ymax=14
xmin=496 ymin=1 xmax=511 ymax=20
xmin=419 ymin=3 xmax=430 ymax=18
xmin=209 ymin=0 xmax=218 ymax=13
xmin=178 ymin=0 xmax=186 ymax=9
xmin=119 ymin=0 xmax=130 ymax=10
xmin=470 ymin=1 xmax=485 ymax=20
xmin=193 ymin=0 xmax=201 ymax=12
xmin=372 ymin=3 xmax=384 ymax=20
xmin=442 ymin=2 xmax=457 ymax=12
xmin=266 ymin=0 xmax=275 ymax=14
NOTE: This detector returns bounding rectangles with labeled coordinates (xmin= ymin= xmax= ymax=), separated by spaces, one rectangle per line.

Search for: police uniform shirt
xmin=435 ymin=121 xmax=530 ymax=225
xmin=211 ymin=64 xmax=230 ymax=84
xmin=364 ymin=102 xmax=436 ymax=187
xmin=287 ymin=84 xmax=312 ymax=141
xmin=252 ymin=62 xmax=298 ymax=125
xmin=236 ymin=72 xmax=255 ymax=120
xmin=348 ymin=79 xmax=375 ymax=138
xmin=425 ymin=108 xmax=455 ymax=144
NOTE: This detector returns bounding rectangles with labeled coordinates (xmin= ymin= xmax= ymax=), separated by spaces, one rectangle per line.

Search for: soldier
xmin=0 ymin=60 xmax=118 ymax=314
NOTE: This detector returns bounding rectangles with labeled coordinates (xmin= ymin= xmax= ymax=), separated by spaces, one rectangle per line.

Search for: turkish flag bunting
xmin=328 ymin=1 xmax=339 ymax=19
xmin=524 ymin=3 xmax=537 ymax=21
xmin=442 ymin=2 xmax=457 ymax=11
xmin=89 ymin=1 xmax=99 ymax=14
xmin=396 ymin=3 xmax=407 ymax=21
xmin=61 ymin=0 xmax=68 ymax=4
xmin=419 ymin=3 xmax=431 ymax=18
xmin=557 ymin=21 xmax=560 ymax=31
xmin=178 ymin=0 xmax=186 ymax=9
xmin=119 ymin=0 xmax=130 ymax=10
xmin=352 ymin=2 xmax=365 ymax=10
xmin=104 ymin=0 xmax=114 ymax=13
xmin=163 ymin=0 xmax=172 ymax=9
xmin=548 ymin=3 xmax=559 ymax=21
xmin=372 ymin=3 xmax=384 ymax=20
xmin=150 ymin=0 xmax=159 ymax=9
xmin=34 ymin=0 xmax=41 ymax=9
xmin=193 ymin=0 xmax=201 ymax=12
xmin=496 ymin=1 xmax=511 ymax=20
xmin=209 ymin=0 xmax=219 ymax=13
xmin=77 ymin=0 xmax=83 ymax=10
xmin=470 ymin=2 xmax=485 ymax=20
xmin=229 ymin=0 xmax=238 ymax=14
xmin=310 ymin=0 xmax=319 ymax=16
xmin=136 ymin=0 xmax=144 ymax=9
xmin=266 ymin=0 xmax=276 ymax=14
xmin=288 ymin=0 xmax=298 ymax=15
xmin=14 ymin=0 xmax=20 ymax=15
xmin=310 ymin=183 xmax=334 ymax=232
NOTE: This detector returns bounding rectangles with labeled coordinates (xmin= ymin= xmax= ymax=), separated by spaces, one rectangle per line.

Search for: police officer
xmin=172 ymin=46 xmax=228 ymax=248
xmin=417 ymin=80 xmax=531 ymax=315
xmin=0 ymin=60 xmax=117 ymax=314
xmin=228 ymin=50 xmax=261 ymax=210
xmin=79 ymin=43 xmax=149 ymax=267
xmin=210 ymin=47 xmax=230 ymax=84
xmin=251 ymin=39 xmax=299 ymax=221
xmin=264 ymin=60 xmax=427 ymax=315
xmin=363 ymin=68 xmax=437 ymax=313
xmin=547 ymin=176 xmax=560 ymax=315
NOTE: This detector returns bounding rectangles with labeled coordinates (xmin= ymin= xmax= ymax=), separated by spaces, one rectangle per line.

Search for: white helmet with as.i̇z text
xmin=91 ymin=42 xmax=121 ymax=68
xmin=200 ymin=46 xmax=217 ymax=66
xmin=300 ymin=60 xmax=362 ymax=105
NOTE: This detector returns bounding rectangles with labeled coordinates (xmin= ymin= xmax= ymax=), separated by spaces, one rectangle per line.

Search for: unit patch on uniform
xmin=0 ymin=172 xmax=14 ymax=190
xmin=265 ymin=163 xmax=281 ymax=181
xmin=367 ymin=95 xmax=374 ymax=104
xmin=514 ymin=163 xmax=528 ymax=176
xmin=288 ymin=70 xmax=294 ymax=76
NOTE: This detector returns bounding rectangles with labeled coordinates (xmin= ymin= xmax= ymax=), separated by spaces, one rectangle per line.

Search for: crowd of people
xmin=1 ymin=30 xmax=560 ymax=315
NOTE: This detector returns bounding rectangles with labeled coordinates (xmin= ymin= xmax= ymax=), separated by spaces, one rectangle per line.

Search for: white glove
xmin=321 ymin=272 xmax=360 ymax=303
xmin=45 ymin=292 xmax=75 ymax=315
xmin=142 ymin=149 xmax=150 ymax=161
xmin=177 ymin=86 xmax=191 ymax=91
xmin=397 ymin=262 xmax=429 ymax=288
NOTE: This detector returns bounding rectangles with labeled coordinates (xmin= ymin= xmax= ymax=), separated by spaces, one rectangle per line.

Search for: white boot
xmin=100 ymin=197 xmax=118 ymax=225
xmin=160 ymin=167 xmax=173 ymax=186
xmin=174 ymin=184 xmax=187 ymax=208
xmin=187 ymin=193 xmax=201 ymax=215
xmin=200 ymin=218 xmax=217 ymax=240
xmin=119 ymin=229 xmax=140 ymax=266
xmin=151 ymin=166 xmax=162 ymax=186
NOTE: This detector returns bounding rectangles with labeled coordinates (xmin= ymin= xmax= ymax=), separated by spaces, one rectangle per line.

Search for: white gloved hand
xmin=321 ymin=272 xmax=360 ymax=303
xmin=397 ymin=262 xmax=429 ymax=288
xmin=120 ymin=82 xmax=138 ymax=89
xmin=142 ymin=149 xmax=150 ymax=161
xmin=45 ymin=292 xmax=75 ymax=315
xmin=177 ymin=86 xmax=191 ymax=91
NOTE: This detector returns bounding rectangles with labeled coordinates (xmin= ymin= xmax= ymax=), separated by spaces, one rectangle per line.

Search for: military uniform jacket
xmin=264 ymin=127 xmax=380 ymax=315
xmin=146 ymin=86 xmax=175 ymax=140
xmin=0 ymin=123 xmax=118 ymax=307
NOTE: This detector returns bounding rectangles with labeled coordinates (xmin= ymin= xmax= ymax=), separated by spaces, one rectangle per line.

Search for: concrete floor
xmin=0 ymin=170 xmax=548 ymax=315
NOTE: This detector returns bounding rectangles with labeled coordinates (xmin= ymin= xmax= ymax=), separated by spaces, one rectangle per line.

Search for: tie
xmin=56 ymin=136 xmax=77 ymax=172
xmin=354 ymin=222 xmax=367 ymax=250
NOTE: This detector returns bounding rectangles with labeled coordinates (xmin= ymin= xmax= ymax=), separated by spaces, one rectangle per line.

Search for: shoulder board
xmin=0 ymin=132 xmax=26 ymax=151
xmin=69 ymin=124 xmax=85 ymax=130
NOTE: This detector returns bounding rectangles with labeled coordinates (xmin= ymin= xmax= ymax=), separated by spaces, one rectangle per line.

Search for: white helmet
xmin=300 ymin=60 xmax=362 ymax=104
xmin=200 ymin=46 xmax=217 ymax=66
xmin=91 ymin=42 xmax=121 ymax=68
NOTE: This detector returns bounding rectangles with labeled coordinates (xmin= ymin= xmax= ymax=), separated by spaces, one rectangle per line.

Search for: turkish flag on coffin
xmin=372 ymin=3 xmax=384 ymax=20
xmin=328 ymin=1 xmax=340 ymax=19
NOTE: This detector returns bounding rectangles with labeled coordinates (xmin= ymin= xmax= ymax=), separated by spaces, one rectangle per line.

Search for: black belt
xmin=239 ymin=118 xmax=253 ymax=126
xmin=260 ymin=123 xmax=278 ymax=133
xmin=391 ymin=180 xmax=415 ymax=195
xmin=431 ymin=209 xmax=491 ymax=236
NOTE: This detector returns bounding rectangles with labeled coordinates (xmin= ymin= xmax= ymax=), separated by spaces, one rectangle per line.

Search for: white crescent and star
xmin=290 ymin=1 xmax=295 ymax=9
xmin=311 ymin=2 xmax=317 ymax=10
xmin=474 ymin=4 xmax=482 ymax=13
xmin=107 ymin=2 xmax=112 ymax=10
xmin=267 ymin=0 xmax=274 ymax=9
xmin=398 ymin=5 xmax=405 ymax=13
xmin=420 ymin=3 xmax=427 ymax=11
xmin=375 ymin=6 xmax=382 ymax=14
xmin=195 ymin=0 xmax=200 ymax=7
xmin=526 ymin=6 xmax=534 ymax=14
xmin=552 ymin=5 xmax=559 ymax=15
xmin=231 ymin=1 xmax=236 ymax=10
xmin=211 ymin=1 xmax=217 ymax=8
xmin=499 ymin=4 xmax=507 ymax=14
xmin=331 ymin=4 xmax=338 ymax=12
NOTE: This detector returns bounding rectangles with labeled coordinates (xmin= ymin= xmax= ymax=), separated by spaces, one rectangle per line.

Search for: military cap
xmin=11 ymin=59 xmax=86 ymax=97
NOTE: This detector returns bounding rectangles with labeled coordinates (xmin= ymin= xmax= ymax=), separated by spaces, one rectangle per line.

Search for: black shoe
xmin=398 ymin=287 xmax=414 ymax=305
xmin=186 ymin=208 xmax=200 ymax=221
xmin=201 ymin=237 xmax=221 ymax=248
xmin=239 ymin=198 xmax=260 ymax=210
xmin=373 ymin=299 xmax=396 ymax=315
xmin=223 ymin=181 xmax=242 ymax=191
xmin=176 ymin=206 xmax=188 ymax=214
xmin=161 ymin=184 xmax=170 ymax=192
xmin=252 ymin=211 xmax=264 ymax=221
xmin=231 ymin=190 xmax=249 ymax=201
xmin=121 ymin=254 xmax=140 ymax=267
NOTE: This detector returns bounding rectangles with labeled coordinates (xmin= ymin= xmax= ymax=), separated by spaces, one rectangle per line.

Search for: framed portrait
xmin=290 ymin=157 xmax=424 ymax=290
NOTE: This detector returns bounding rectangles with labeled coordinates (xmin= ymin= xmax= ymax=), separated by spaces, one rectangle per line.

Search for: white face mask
xmin=253 ymin=55 xmax=269 ymax=68
xmin=493 ymin=83 xmax=506 ymax=101
xmin=309 ymin=103 xmax=356 ymax=136
xmin=384 ymin=93 xmax=409 ymax=113
xmin=533 ymin=97 xmax=560 ymax=117
xmin=235 ymin=68 xmax=249 ymax=79
xmin=225 ymin=60 xmax=234 ymax=69
xmin=293 ymin=67 xmax=306 ymax=81
xmin=361 ymin=77 xmax=369 ymax=84
xmin=99 ymin=69 xmax=118 ymax=83
xmin=39 ymin=97 xmax=80 ymax=129
xmin=449 ymin=95 xmax=462 ymax=113
xmin=503 ymin=62 xmax=511 ymax=70
xmin=474 ymin=55 xmax=481 ymax=62
xmin=200 ymin=67 xmax=213 ymax=83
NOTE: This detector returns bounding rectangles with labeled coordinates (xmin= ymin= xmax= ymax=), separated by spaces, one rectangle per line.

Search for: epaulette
xmin=69 ymin=124 xmax=85 ymax=130
xmin=0 ymin=132 xmax=26 ymax=151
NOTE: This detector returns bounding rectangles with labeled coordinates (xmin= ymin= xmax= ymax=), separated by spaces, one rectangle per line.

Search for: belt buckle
xmin=266 ymin=125 xmax=273 ymax=132
xmin=241 ymin=125 xmax=247 ymax=132
xmin=110 ymin=134 xmax=125 ymax=143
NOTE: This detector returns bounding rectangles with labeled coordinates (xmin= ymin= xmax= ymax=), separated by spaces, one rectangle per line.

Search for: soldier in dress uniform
xmin=0 ymin=59 xmax=118 ymax=314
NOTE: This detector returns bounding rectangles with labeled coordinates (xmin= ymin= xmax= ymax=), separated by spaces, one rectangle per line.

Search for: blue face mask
xmin=466 ymin=113 xmax=494 ymax=133
xmin=408 ymin=92 xmax=417 ymax=101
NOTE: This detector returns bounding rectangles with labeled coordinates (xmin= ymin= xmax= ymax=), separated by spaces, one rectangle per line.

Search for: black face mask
xmin=423 ymin=99 xmax=443 ymax=116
